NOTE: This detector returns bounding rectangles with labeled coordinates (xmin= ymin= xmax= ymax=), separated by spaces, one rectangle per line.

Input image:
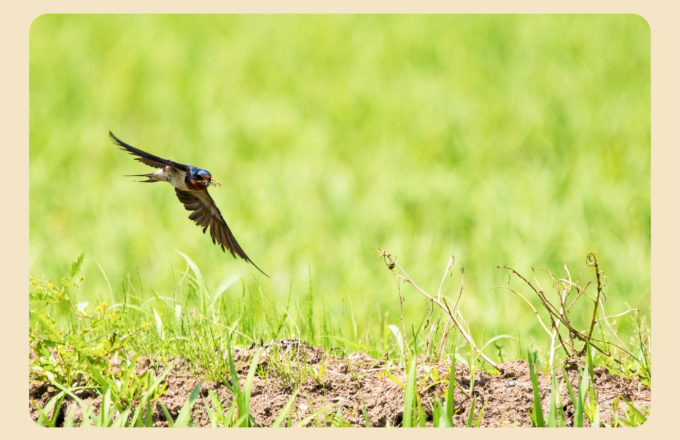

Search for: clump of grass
xmin=217 ymin=338 xmax=261 ymax=426
xmin=611 ymin=396 xmax=649 ymax=427
xmin=525 ymin=332 xmax=648 ymax=427
xmin=431 ymin=354 xmax=457 ymax=427
xmin=527 ymin=350 xmax=546 ymax=427
xmin=527 ymin=345 xmax=604 ymax=427
xmin=202 ymin=340 xmax=348 ymax=427
xmin=34 ymin=362 xmax=175 ymax=427
xmin=29 ymin=254 xmax=156 ymax=396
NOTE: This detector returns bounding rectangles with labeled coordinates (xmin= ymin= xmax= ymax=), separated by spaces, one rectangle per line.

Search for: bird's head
xmin=187 ymin=168 xmax=220 ymax=190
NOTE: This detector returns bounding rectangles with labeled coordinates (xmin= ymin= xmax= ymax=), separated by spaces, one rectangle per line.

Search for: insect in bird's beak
xmin=209 ymin=178 xmax=221 ymax=187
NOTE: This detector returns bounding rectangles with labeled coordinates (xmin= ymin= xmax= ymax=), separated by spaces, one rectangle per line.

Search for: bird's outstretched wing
xmin=110 ymin=131 xmax=190 ymax=171
xmin=174 ymin=188 xmax=268 ymax=276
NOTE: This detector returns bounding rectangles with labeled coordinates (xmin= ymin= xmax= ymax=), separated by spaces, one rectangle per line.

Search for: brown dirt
xmin=28 ymin=339 xmax=650 ymax=427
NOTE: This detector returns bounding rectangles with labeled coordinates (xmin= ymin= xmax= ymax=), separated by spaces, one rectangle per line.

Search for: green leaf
xmin=85 ymin=358 xmax=111 ymax=391
xmin=383 ymin=369 xmax=405 ymax=388
xmin=70 ymin=252 xmax=85 ymax=279
xmin=30 ymin=310 xmax=61 ymax=341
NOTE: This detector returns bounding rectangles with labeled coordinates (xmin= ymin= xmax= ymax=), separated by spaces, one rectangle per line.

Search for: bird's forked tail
xmin=125 ymin=172 xmax=164 ymax=183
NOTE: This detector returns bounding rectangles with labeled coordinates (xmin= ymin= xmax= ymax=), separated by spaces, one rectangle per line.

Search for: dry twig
xmin=378 ymin=249 xmax=503 ymax=374
xmin=498 ymin=253 xmax=644 ymax=371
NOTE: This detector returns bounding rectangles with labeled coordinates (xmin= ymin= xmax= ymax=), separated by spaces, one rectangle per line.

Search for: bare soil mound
xmin=29 ymin=339 xmax=650 ymax=427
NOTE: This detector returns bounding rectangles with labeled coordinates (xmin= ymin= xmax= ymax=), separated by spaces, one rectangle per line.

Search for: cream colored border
xmin=5 ymin=1 xmax=674 ymax=438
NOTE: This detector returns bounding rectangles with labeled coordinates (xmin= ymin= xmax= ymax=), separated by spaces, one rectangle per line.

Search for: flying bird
xmin=110 ymin=131 xmax=268 ymax=277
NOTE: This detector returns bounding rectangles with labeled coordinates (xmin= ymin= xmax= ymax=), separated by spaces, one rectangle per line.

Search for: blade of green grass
xmin=527 ymin=350 xmax=545 ymax=427
xmin=63 ymin=403 xmax=78 ymax=427
xmin=272 ymin=390 xmax=299 ymax=427
xmin=129 ymin=362 xmax=175 ymax=427
xmin=402 ymin=356 xmax=417 ymax=427
xmin=174 ymin=382 xmax=202 ymax=427
xmin=432 ymin=398 xmax=441 ymax=427
xmin=474 ymin=400 xmax=486 ymax=427
xmin=158 ymin=401 xmax=175 ymax=427
xmin=466 ymin=395 xmax=476 ymax=427
xmin=111 ymin=408 xmax=132 ymax=427
xmin=243 ymin=349 xmax=261 ymax=418
xmin=547 ymin=371 xmax=558 ymax=427
xmin=416 ymin=393 xmax=426 ymax=427
xmin=445 ymin=354 xmax=456 ymax=424
xmin=361 ymin=399 xmax=371 ymax=427
xmin=33 ymin=391 xmax=64 ymax=427
xmin=388 ymin=325 xmax=405 ymax=364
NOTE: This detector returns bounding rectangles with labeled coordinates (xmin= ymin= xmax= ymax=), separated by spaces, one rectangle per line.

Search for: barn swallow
xmin=109 ymin=131 xmax=268 ymax=277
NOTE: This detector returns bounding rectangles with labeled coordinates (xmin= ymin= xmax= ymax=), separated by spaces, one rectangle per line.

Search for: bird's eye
xmin=196 ymin=169 xmax=211 ymax=181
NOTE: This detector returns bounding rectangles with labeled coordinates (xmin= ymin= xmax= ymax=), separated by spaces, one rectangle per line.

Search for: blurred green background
xmin=30 ymin=15 xmax=650 ymax=357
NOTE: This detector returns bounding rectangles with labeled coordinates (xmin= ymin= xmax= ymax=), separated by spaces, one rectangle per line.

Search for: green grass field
xmin=30 ymin=14 xmax=650 ymax=369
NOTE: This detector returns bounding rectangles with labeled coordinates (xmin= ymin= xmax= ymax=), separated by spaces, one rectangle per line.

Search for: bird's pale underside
xmin=110 ymin=131 xmax=268 ymax=277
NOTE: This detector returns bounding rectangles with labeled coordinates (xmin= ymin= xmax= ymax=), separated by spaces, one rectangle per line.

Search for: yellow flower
xmin=140 ymin=321 xmax=150 ymax=330
xmin=96 ymin=301 xmax=109 ymax=313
